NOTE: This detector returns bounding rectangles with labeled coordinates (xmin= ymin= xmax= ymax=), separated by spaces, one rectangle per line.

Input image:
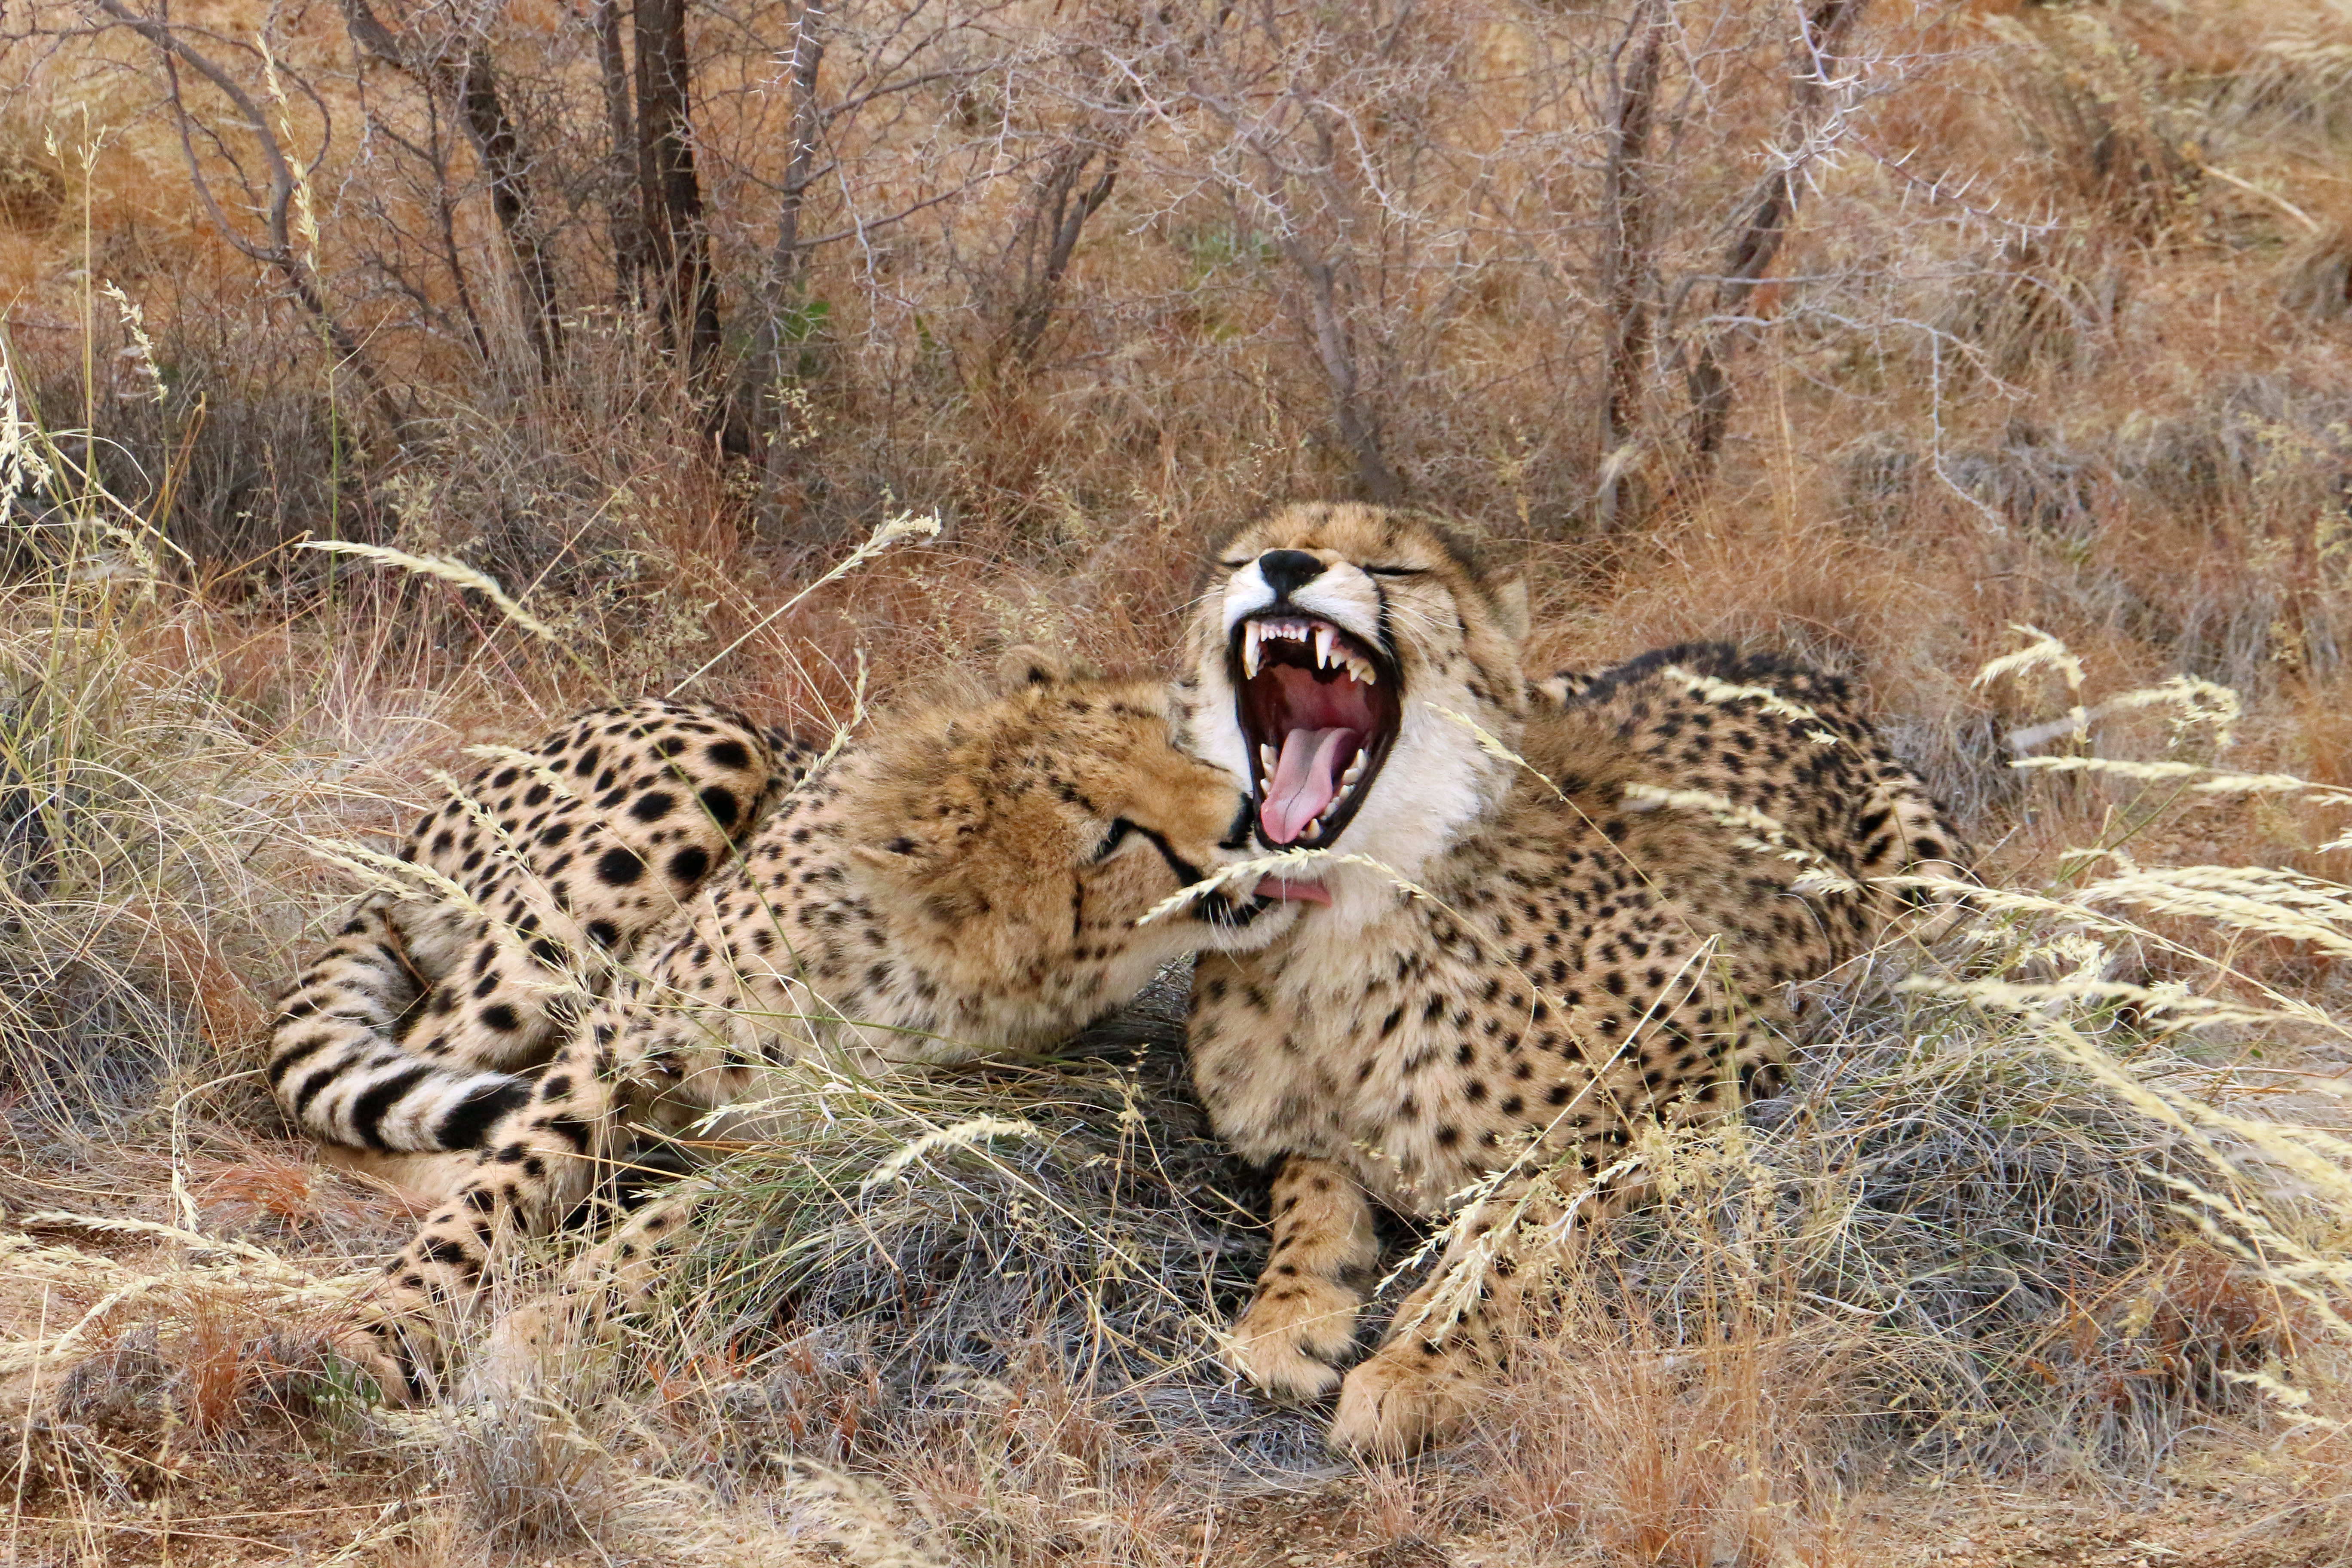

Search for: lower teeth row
xmin=1257 ymin=745 xmax=1372 ymax=839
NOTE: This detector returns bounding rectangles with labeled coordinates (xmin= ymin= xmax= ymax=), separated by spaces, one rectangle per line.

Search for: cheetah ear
xmin=853 ymin=842 xmax=921 ymax=876
xmin=853 ymin=836 xmax=995 ymax=928
xmin=1491 ymin=575 xmax=1530 ymax=645
xmin=995 ymin=644 xmax=1095 ymax=692
xmin=852 ymin=826 xmax=949 ymax=876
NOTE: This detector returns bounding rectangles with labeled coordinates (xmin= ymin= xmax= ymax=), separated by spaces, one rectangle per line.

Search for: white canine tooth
xmin=1243 ymin=622 xmax=1262 ymax=678
xmin=1341 ymin=749 xmax=1364 ymax=785
xmin=1315 ymin=625 xmax=1335 ymax=668
xmin=1259 ymin=742 xmax=1278 ymax=779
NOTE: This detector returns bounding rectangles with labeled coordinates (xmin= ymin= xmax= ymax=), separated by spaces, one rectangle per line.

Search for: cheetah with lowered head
xmin=1174 ymin=502 xmax=1969 ymax=1454
xmin=272 ymin=655 xmax=1294 ymax=1398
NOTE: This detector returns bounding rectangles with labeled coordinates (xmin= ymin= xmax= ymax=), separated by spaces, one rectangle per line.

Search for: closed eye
xmin=1090 ymin=818 xmax=1138 ymax=863
xmin=1363 ymin=565 xmax=1425 ymax=578
xmin=1091 ymin=817 xmax=1210 ymax=891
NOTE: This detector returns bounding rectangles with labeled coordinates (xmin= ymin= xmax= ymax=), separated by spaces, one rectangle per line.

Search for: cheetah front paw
xmin=328 ymin=1319 xmax=429 ymax=1407
xmin=1325 ymin=1337 xmax=1480 ymax=1458
xmin=1224 ymin=1277 xmax=1363 ymax=1401
xmin=468 ymin=1298 xmax=568 ymax=1402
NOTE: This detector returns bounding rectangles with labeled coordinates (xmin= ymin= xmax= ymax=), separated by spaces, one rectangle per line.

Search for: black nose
xmin=1257 ymin=549 xmax=1326 ymax=600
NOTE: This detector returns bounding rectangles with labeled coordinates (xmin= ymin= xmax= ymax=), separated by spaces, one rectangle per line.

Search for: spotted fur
xmin=313 ymin=661 xmax=1290 ymax=1398
xmin=1178 ymin=502 xmax=1970 ymax=1455
xmin=268 ymin=698 xmax=806 ymax=1158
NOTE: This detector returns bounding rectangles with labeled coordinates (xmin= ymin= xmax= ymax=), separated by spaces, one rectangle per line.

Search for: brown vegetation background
xmin=5 ymin=0 xmax=2352 ymax=1562
xmin=0 ymin=0 xmax=2342 ymax=774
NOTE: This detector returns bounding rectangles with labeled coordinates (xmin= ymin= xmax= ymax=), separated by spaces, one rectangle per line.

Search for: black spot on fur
xmin=419 ymin=1237 xmax=474 ymax=1270
xmin=542 ymin=1114 xmax=594 ymax=1152
xmin=437 ymin=1081 xmax=531 ymax=1148
xmin=349 ymin=1064 xmax=438 ymax=1145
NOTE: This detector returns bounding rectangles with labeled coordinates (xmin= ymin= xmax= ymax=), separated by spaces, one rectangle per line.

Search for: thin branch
xmin=591 ymin=0 xmax=645 ymax=303
xmin=340 ymin=0 xmax=563 ymax=378
xmin=1681 ymin=0 xmax=1868 ymax=473
xmin=83 ymin=0 xmax=401 ymax=430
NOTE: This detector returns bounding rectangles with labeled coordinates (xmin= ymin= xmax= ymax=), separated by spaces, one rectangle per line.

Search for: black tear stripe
xmin=1090 ymin=817 xmax=1137 ymax=864
xmin=1372 ymin=576 xmax=1396 ymax=670
xmin=1121 ymin=822 xmax=1208 ymax=903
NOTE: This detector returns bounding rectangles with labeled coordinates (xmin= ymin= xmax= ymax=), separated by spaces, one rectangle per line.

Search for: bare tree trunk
xmin=1280 ymin=236 xmax=1400 ymax=502
xmin=1259 ymin=105 xmax=1400 ymax=504
xmin=457 ymin=47 xmax=562 ymax=376
xmin=992 ymin=124 xmax=1127 ymax=371
xmin=1682 ymin=0 xmax=1865 ymax=475
xmin=593 ymin=0 xmax=646 ymax=305
xmin=989 ymin=7 xmax=1236 ymax=376
xmin=1593 ymin=0 xmax=1666 ymax=533
xmin=634 ymin=0 xmax=720 ymax=380
xmin=742 ymin=3 xmax=826 ymax=447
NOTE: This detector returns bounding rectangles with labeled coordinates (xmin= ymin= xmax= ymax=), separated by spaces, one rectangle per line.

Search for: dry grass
xmin=5 ymin=0 xmax=2352 ymax=1561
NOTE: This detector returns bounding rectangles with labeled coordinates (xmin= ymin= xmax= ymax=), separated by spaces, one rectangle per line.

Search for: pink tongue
xmin=1260 ymin=726 xmax=1360 ymax=844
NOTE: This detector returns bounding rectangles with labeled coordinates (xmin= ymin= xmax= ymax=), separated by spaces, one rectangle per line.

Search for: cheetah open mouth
xmin=1230 ymin=612 xmax=1402 ymax=851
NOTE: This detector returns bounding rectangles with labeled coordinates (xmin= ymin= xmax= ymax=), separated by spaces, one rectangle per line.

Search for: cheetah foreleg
xmin=1226 ymin=1156 xmax=1378 ymax=1401
xmin=347 ymin=1027 xmax=637 ymax=1400
xmin=1326 ymin=1179 xmax=1566 ymax=1457
xmin=472 ymin=1178 xmax=714 ymax=1399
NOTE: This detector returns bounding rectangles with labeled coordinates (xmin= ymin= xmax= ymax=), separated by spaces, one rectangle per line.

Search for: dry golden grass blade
xmin=295 ymin=541 xmax=560 ymax=643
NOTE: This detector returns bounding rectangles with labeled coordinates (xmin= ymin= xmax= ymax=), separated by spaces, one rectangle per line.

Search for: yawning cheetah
xmin=1173 ymin=502 xmax=1969 ymax=1453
